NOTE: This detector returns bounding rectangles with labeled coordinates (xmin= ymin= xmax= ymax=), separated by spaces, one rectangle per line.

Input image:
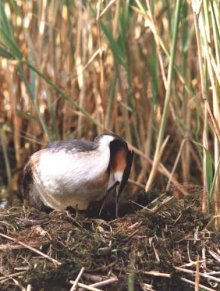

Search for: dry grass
xmin=0 ymin=1 xmax=220 ymax=223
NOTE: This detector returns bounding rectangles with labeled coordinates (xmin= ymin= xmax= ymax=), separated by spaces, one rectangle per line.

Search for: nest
xmin=0 ymin=189 xmax=219 ymax=291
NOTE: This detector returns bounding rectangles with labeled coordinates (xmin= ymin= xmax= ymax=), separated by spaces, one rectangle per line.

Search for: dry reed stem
xmin=195 ymin=255 xmax=200 ymax=291
xmin=144 ymin=0 xmax=167 ymax=89
xmin=129 ymin=143 xmax=189 ymax=197
xmin=166 ymin=139 xmax=186 ymax=190
xmin=145 ymin=135 xmax=170 ymax=191
xmin=175 ymin=266 xmax=220 ymax=283
xmin=0 ymin=232 xmax=61 ymax=266
xmin=0 ymin=129 xmax=12 ymax=190
xmin=180 ymin=277 xmax=216 ymax=291
xmin=70 ymin=267 xmax=85 ymax=291
xmin=89 ymin=277 xmax=118 ymax=288
xmin=69 ymin=281 xmax=102 ymax=291
xmin=142 ymin=270 xmax=171 ymax=278
xmin=0 ymin=271 xmax=26 ymax=282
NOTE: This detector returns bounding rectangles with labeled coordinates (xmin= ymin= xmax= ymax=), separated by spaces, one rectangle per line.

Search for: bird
xmin=22 ymin=133 xmax=133 ymax=216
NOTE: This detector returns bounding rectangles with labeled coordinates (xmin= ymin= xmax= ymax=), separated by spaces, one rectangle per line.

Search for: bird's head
xmin=96 ymin=133 xmax=134 ymax=216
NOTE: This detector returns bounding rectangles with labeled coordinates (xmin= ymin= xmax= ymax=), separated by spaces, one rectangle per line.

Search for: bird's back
xmin=46 ymin=139 xmax=97 ymax=153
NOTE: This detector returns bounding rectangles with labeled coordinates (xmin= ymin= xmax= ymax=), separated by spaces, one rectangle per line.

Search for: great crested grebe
xmin=22 ymin=133 xmax=133 ymax=215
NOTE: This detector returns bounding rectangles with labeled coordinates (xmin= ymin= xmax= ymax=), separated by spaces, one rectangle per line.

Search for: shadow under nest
xmin=0 ymin=188 xmax=219 ymax=291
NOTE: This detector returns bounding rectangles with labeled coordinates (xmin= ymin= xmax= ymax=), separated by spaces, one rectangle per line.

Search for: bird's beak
xmin=115 ymin=183 xmax=120 ymax=217
xmin=115 ymin=150 xmax=134 ymax=217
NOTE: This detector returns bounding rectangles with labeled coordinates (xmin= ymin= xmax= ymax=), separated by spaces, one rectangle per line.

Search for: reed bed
xmin=0 ymin=1 xmax=220 ymax=226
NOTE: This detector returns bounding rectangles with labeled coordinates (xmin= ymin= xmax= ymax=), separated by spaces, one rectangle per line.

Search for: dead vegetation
xmin=1 ymin=0 xmax=220 ymax=215
xmin=0 ymin=189 xmax=219 ymax=291
xmin=1 ymin=1 xmax=220 ymax=290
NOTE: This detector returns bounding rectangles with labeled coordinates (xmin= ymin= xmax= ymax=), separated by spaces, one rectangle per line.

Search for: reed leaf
xmin=0 ymin=45 xmax=15 ymax=59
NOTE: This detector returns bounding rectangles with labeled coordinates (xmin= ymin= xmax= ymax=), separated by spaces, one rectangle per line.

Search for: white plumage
xmin=22 ymin=133 xmax=133 ymax=214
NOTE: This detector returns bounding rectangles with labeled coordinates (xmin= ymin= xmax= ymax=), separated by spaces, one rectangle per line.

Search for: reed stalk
xmin=0 ymin=0 xmax=220 ymax=227
xmin=145 ymin=0 xmax=183 ymax=191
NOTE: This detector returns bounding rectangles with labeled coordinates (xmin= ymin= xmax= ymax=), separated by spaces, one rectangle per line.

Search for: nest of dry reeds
xmin=0 ymin=189 xmax=219 ymax=291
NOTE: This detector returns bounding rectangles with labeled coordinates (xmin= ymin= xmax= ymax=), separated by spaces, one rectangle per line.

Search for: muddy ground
xmin=0 ymin=188 xmax=219 ymax=291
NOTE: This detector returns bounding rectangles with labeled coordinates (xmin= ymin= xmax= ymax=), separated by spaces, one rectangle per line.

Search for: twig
xmin=180 ymin=277 xmax=216 ymax=291
xmin=208 ymin=271 xmax=220 ymax=275
xmin=166 ymin=139 xmax=186 ymax=190
xmin=152 ymin=243 xmax=160 ymax=262
xmin=70 ymin=267 xmax=85 ymax=291
xmin=208 ymin=250 xmax=220 ymax=263
xmin=175 ymin=266 xmax=220 ymax=283
xmin=128 ymin=221 xmax=142 ymax=230
xmin=0 ymin=242 xmax=47 ymax=251
xmin=204 ymin=215 xmax=220 ymax=229
xmin=195 ymin=255 xmax=200 ymax=291
xmin=127 ymin=229 xmax=140 ymax=240
xmin=90 ymin=277 xmax=118 ymax=288
xmin=142 ymin=271 xmax=171 ymax=278
xmin=69 ymin=281 xmax=102 ymax=291
xmin=142 ymin=193 xmax=174 ymax=214
xmin=180 ymin=261 xmax=204 ymax=268
xmin=12 ymin=278 xmax=25 ymax=291
xmin=0 ymin=233 xmax=61 ymax=266
xmin=140 ymin=282 xmax=156 ymax=291
xmin=144 ymin=192 xmax=168 ymax=207
xmin=187 ymin=241 xmax=193 ymax=263
xmin=0 ymin=271 xmax=26 ymax=282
